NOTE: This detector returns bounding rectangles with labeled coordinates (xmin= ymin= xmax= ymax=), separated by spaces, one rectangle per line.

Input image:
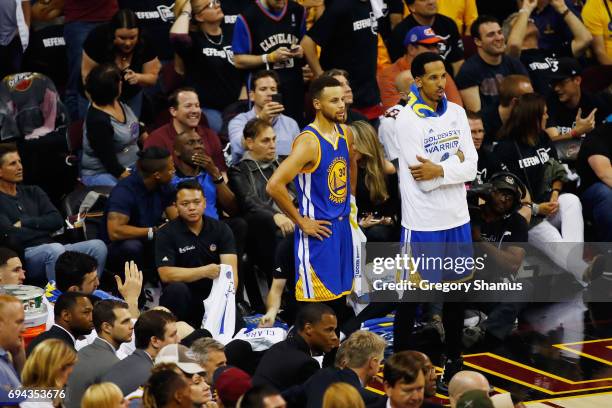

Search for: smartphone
xmin=271 ymin=93 xmax=283 ymax=105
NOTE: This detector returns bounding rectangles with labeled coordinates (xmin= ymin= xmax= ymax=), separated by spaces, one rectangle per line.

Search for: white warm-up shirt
xmin=395 ymin=100 xmax=477 ymax=231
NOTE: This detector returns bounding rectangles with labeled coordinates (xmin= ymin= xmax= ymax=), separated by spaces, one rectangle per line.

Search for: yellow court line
xmin=463 ymin=353 xmax=612 ymax=395
xmin=524 ymin=390 xmax=612 ymax=405
xmin=553 ymin=345 xmax=612 ymax=367
xmin=467 ymin=352 xmax=612 ymax=385
xmin=552 ymin=338 xmax=612 ymax=346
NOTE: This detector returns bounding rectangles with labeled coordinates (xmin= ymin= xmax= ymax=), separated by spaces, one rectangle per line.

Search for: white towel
xmin=370 ymin=0 xmax=386 ymax=20
xmin=202 ymin=264 xmax=236 ymax=344
xmin=15 ymin=0 xmax=29 ymax=50
xmin=348 ymin=195 xmax=368 ymax=315
xmin=233 ymin=327 xmax=287 ymax=351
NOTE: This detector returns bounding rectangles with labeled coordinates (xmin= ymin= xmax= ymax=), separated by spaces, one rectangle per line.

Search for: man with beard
xmin=266 ymin=75 xmax=355 ymax=319
xmin=27 ymin=292 xmax=94 ymax=354
xmin=467 ymin=172 xmax=530 ymax=349
xmin=393 ymin=52 xmax=477 ymax=389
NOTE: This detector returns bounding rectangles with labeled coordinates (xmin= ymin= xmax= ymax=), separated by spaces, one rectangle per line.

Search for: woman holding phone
xmin=170 ymin=0 xmax=245 ymax=133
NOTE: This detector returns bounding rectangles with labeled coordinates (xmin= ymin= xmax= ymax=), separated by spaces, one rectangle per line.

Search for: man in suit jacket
xmin=26 ymin=292 xmax=93 ymax=355
xmin=252 ymin=303 xmax=339 ymax=391
xmin=64 ymin=300 xmax=134 ymax=408
xmin=367 ymin=351 xmax=443 ymax=408
xmin=101 ymin=309 xmax=179 ymax=395
xmin=283 ymin=330 xmax=387 ymax=408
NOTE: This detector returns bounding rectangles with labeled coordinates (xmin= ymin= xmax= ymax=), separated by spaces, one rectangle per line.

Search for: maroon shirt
xmin=145 ymin=122 xmax=227 ymax=172
xmin=64 ymin=0 xmax=118 ymax=23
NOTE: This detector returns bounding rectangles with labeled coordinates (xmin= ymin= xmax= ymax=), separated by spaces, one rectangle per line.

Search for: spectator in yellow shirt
xmin=582 ymin=0 xmax=612 ymax=64
xmin=438 ymin=0 xmax=479 ymax=36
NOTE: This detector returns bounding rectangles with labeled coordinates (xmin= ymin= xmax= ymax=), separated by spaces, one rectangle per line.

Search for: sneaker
xmin=583 ymin=254 xmax=607 ymax=282
xmin=437 ymin=357 xmax=464 ymax=394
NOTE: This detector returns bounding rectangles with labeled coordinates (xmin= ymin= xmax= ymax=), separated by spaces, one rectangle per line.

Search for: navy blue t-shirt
xmin=101 ymin=171 xmax=175 ymax=242
xmin=455 ymin=54 xmax=528 ymax=141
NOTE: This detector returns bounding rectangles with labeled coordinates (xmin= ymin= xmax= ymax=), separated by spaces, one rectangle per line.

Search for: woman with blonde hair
xmin=82 ymin=383 xmax=127 ymax=408
xmin=21 ymin=338 xmax=77 ymax=407
xmin=350 ymin=120 xmax=400 ymax=242
xmin=322 ymin=382 xmax=365 ymax=408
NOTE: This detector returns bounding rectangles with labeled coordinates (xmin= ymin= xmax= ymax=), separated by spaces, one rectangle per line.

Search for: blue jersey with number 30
xmin=294 ymin=123 xmax=351 ymax=221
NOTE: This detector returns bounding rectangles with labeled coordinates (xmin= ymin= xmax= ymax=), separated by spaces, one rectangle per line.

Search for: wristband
xmin=531 ymin=203 xmax=540 ymax=217
xmin=262 ymin=54 xmax=268 ymax=64
xmin=570 ymin=129 xmax=579 ymax=138
xmin=213 ymin=175 xmax=224 ymax=184
xmin=147 ymin=227 xmax=154 ymax=241
xmin=560 ymin=8 xmax=570 ymax=18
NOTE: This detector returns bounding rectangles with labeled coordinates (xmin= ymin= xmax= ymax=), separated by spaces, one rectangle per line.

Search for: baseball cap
xmin=155 ymin=344 xmax=204 ymax=375
xmin=491 ymin=174 xmax=520 ymax=197
xmin=457 ymin=390 xmax=494 ymax=408
xmin=213 ymin=366 xmax=252 ymax=406
xmin=404 ymin=25 xmax=443 ymax=47
xmin=549 ymin=57 xmax=582 ymax=83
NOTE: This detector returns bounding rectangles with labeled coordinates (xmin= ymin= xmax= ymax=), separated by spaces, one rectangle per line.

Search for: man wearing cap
xmin=377 ymin=25 xmax=463 ymax=110
xmin=213 ymin=366 xmax=253 ymax=408
xmin=155 ymin=344 xmax=218 ymax=408
xmin=545 ymin=57 xmax=612 ymax=163
xmin=388 ymin=0 xmax=465 ymax=74
xmin=466 ymin=172 xmax=531 ymax=349
xmin=504 ymin=0 xmax=592 ymax=96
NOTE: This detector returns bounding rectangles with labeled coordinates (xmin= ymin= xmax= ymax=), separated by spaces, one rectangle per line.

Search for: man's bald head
xmin=448 ymin=370 xmax=491 ymax=408
xmin=395 ymin=70 xmax=415 ymax=96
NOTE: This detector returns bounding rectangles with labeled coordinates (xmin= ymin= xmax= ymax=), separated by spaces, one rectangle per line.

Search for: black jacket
xmin=26 ymin=324 xmax=74 ymax=356
xmin=252 ymin=332 xmax=320 ymax=392
xmin=227 ymin=155 xmax=297 ymax=218
xmin=283 ymin=367 xmax=384 ymax=408
xmin=0 ymin=185 xmax=63 ymax=250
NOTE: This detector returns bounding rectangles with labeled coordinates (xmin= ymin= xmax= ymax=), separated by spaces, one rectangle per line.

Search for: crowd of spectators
xmin=0 ymin=0 xmax=611 ymax=407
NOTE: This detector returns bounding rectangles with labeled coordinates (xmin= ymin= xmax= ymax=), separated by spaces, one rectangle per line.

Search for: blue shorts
xmin=400 ymin=222 xmax=473 ymax=283
xmin=294 ymin=217 xmax=353 ymax=301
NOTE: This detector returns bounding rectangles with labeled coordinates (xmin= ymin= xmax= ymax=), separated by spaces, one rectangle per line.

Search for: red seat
xmin=580 ymin=65 xmax=612 ymax=94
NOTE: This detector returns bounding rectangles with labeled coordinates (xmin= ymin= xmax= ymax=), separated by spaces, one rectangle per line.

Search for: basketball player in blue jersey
xmin=267 ymin=76 xmax=356 ymax=319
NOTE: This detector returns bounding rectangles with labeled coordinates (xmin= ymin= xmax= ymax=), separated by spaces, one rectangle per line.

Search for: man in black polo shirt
xmin=156 ymin=179 xmax=238 ymax=328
